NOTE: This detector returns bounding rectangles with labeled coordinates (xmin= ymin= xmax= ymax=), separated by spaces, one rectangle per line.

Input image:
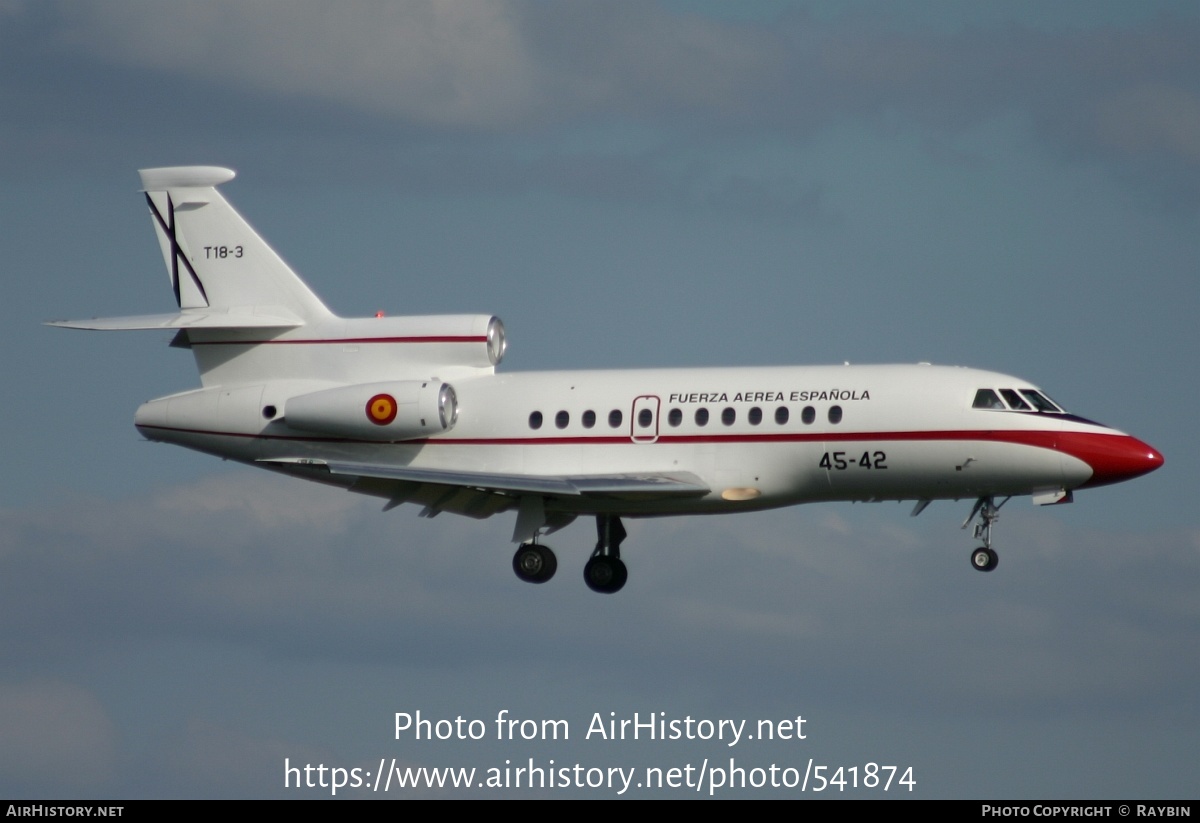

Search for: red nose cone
xmin=1058 ymin=432 xmax=1164 ymax=488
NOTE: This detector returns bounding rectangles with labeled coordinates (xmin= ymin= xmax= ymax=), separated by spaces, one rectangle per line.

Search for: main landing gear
xmin=963 ymin=495 xmax=1009 ymax=572
xmin=510 ymin=514 xmax=628 ymax=593
xmin=512 ymin=542 xmax=557 ymax=584
xmin=584 ymin=515 xmax=628 ymax=594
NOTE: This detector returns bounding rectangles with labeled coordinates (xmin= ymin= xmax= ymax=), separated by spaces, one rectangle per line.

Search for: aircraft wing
xmin=262 ymin=457 xmax=710 ymax=500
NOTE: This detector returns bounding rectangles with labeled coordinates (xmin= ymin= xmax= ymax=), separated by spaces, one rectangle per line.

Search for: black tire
xmin=970 ymin=547 xmax=998 ymax=572
xmin=612 ymin=558 xmax=628 ymax=591
xmin=584 ymin=556 xmax=627 ymax=594
xmin=513 ymin=544 xmax=557 ymax=583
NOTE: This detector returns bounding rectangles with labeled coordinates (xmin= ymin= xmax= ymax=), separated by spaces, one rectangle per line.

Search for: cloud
xmin=0 ymin=680 xmax=117 ymax=792
xmin=54 ymin=0 xmax=539 ymax=129
xmin=1095 ymin=82 xmax=1200 ymax=163
xmin=10 ymin=1 xmax=1193 ymax=210
xmin=40 ymin=0 xmax=787 ymax=133
xmin=158 ymin=720 xmax=328 ymax=798
xmin=0 ymin=468 xmax=1196 ymax=795
xmin=3 ymin=471 xmax=1196 ymax=710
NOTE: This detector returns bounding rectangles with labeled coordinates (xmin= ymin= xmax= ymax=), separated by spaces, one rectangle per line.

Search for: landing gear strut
xmin=512 ymin=542 xmax=557 ymax=583
xmin=584 ymin=514 xmax=628 ymax=594
xmin=962 ymin=495 xmax=1008 ymax=572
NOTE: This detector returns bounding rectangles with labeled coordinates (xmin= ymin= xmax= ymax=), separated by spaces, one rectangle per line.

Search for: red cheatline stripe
xmin=134 ymin=424 xmax=1077 ymax=450
xmin=430 ymin=430 xmax=1062 ymax=447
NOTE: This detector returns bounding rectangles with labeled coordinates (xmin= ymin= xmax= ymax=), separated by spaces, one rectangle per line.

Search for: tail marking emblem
xmin=145 ymin=193 xmax=209 ymax=308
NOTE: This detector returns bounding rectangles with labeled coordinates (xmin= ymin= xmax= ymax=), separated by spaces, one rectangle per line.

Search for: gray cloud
xmin=37 ymin=2 xmax=1198 ymax=155
xmin=53 ymin=0 xmax=540 ymax=129
xmin=0 ymin=680 xmax=117 ymax=792
xmin=8 ymin=1 xmax=1194 ymax=209
xmin=0 ymin=459 xmax=1195 ymax=795
xmin=2 ymin=1 xmax=1197 ymax=796
xmin=45 ymin=0 xmax=786 ymax=131
xmin=3 ymin=472 xmax=1196 ymax=712
xmin=0 ymin=1 xmax=1196 ymax=215
xmin=1095 ymin=82 xmax=1200 ymax=163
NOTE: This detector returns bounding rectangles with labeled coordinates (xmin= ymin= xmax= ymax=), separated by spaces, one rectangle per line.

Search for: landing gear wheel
xmin=970 ymin=546 xmax=998 ymax=572
xmin=584 ymin=514 xmax=628 ymax=593
xmin=513 ymin=543 xmax=557 ymax=583
xmin=584 ymin=555 xmax=628 ymax=594
xmin=962 ymin=496 xmax=1007 ymax=573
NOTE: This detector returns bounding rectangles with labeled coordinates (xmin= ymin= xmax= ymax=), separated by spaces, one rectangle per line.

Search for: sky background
xmin=1 ymin=0 xmax=1197 ymax=798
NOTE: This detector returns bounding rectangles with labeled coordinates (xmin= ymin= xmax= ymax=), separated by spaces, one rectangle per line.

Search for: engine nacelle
xmin=285 ymin=380 xmax=457 ymax=440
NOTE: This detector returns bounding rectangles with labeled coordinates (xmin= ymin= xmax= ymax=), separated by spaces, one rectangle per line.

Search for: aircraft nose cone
xmin=1058 ymin=432 xmax=1164 ymax=488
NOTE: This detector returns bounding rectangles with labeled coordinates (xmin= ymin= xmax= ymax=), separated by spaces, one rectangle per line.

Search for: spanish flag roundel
xmin=366 ymin=393 xmax=398 ymax=425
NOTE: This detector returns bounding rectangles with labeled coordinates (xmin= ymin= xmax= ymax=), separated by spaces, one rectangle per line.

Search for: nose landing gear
xmin=971 ymin=546 xmax=998 ymax=572
xmin=963 ymin=496 xmax=1008 ymax=572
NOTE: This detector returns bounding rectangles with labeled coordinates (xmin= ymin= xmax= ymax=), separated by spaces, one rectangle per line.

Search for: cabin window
xmin=638 ymin=408 xmax=653 ymax=428
xmin=529 ymin=411 xmax=543 ymax=430
xmin=721 ymin=407 xmax=736 ymax=426
xmin=668 ymin=408 xmax=682 ymax=427
xmin=828 ymin=405 xmax=843 ymax=424
xmin=608 ymin=409 xmax=623 ymax=428
xmin=748 ymin=407 xmax=762 ymax=425
xmin=695 ymin=408 xmax=710 ymax=426
xmin=775 ymin=406 xmax=789 ymax=425
xmin=262 ymin=405 xmax=277 ymax=420
xmin=973 ymin=389 xmax=1004 ymax=410
xmin=555 ymin=410 xmax=569 ymax=429
xmin=582 ymin=410 xmax=596 ymax=428
xmin=801 ymin=405 xmax=815 ymax=424
xmin=1000 ymin=389 xmax=1030 ymax=410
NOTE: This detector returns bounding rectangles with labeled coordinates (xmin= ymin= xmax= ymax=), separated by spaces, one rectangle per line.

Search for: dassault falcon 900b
xmin=51 ymin=167 xmax=1163 ymax=593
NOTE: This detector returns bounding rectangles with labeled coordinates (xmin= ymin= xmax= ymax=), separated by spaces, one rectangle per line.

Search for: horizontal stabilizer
xmin=261 ymin=458 xmax=711 ymax=500
xmin=47 ymin=310 xmax=303 ymax=331
xmin=139 ymin=166 xmax=236 ymax=190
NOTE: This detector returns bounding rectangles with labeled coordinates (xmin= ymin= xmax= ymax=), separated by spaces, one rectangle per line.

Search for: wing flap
xmin=261 ymin=458 xmax=710 ymax=500
xmin=562 ymin=473 xmax=711 ymax=497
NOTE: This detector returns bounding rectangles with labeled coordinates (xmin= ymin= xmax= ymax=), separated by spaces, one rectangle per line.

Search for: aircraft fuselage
xmin=53 ymin=166 xmax=1163 ymax=592
xmin=133 ymin=362 xmax=1159 ymax=518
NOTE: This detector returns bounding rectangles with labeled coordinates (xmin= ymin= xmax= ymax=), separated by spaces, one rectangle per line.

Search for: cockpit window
xmin=973 ymin=389 xmax=1005 ymax=410
xmin=1000 ymin=389 xmax=1030 ymax=410
xmin=975 ymin=386 xmax=1067 ymax=413
xmin=1020 ymin=389 xmax=1062 ymax=413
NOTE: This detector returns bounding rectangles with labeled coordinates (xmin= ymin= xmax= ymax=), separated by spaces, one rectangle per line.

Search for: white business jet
xmin=51 ymin=167 xmax=1163 ymax=593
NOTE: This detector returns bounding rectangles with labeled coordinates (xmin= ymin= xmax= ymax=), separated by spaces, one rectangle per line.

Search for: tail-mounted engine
xmin=285 ymin=380 xmax=458 ymax=441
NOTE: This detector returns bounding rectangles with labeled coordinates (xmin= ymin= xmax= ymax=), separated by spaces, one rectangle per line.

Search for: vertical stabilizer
xmin=139 ymin=166 xmax=334 ymax=324
xmin=52 ymin=167 xmax=502 ymax=389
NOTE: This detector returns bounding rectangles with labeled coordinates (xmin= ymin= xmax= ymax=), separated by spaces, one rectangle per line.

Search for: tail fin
xmin=51 ymin=167 xmax=334 ymax=332
xmin=139 ymin=166 xmax=334 ymax=324
xmin=51 ymin=167 xmax=501 ymax=388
